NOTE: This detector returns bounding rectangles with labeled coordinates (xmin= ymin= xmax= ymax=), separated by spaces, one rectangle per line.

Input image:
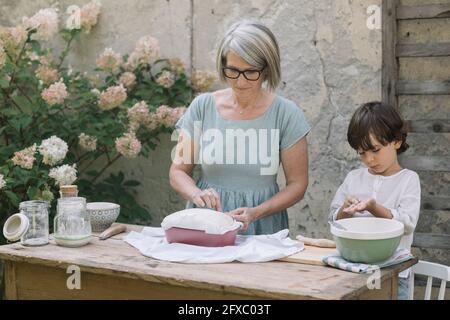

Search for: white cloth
xmin=123 ymin=227 xmax=304 ymax=263
xmin=329 ymin=167 xmax=421 ymax=278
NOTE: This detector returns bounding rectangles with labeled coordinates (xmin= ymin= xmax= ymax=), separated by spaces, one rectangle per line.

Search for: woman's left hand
xmin=227 ymin=207 xmax=258 ymax=231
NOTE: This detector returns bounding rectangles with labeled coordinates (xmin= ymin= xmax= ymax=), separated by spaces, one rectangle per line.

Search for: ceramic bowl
xmin=86 ymin=202 xmax=120 ymax=232
xmin=330 ymin=217 xmax=404 ymax=264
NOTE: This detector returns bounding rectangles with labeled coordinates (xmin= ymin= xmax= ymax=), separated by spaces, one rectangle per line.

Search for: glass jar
xmin=53 ymin=197 xmax=92 ymax=247
xmin=19 ymin=200 xmax=49 ymax=246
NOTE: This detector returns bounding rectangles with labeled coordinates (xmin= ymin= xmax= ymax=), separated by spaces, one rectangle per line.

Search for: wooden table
xmin=0 ymin=224 xmax=417 ymax=300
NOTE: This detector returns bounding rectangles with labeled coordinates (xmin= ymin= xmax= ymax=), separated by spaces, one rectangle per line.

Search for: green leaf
xmin=18 ymin=116 xmax=33 ymax=129
xmin=8 ymin=119 xmax=21 ymax=132
xmin=27 ymin=186 xmax=39 ymax=200
xmin=12 ymin=96 xmax=34 ymax=115
xmin=0 ymin=126 xmax=7 ymax=136
xmin=0 ymin=77 xmax=9 ymax=89
xmin=29 ymin=40 xmax=42 ymax=54
xmin=5 ymin=191 xmax=20 ymax=207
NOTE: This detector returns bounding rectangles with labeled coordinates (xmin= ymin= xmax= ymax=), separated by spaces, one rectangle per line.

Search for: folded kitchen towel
xmin=322 ymin=248 xmax=414 ymax=273
xmin=123 ymin=227 xmax=304 ymax=263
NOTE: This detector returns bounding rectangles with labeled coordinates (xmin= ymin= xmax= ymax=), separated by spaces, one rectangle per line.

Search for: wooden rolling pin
xmin=99 ymin=224 xmax=127 ymax=240
xmin=296 ymin=234 xmax=336 ymax=248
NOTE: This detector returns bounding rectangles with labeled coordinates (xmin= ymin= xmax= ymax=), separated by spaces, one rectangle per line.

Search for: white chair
xmin=409 ymin=260 xmax=450 ymax=300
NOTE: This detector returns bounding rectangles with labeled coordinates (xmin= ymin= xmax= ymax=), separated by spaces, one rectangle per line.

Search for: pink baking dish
xmin=164 ymin=225 xmax=241 ymax=247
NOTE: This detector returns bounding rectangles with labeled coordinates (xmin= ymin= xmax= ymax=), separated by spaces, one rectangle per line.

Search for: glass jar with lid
xmin=3 ymin=200 xmax=49 ymax=246
xmin=53 ymin=197 xmax=92 ymax=247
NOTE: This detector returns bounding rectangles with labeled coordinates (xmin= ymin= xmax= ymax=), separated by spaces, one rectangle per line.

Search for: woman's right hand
xmin=190 ymin=188 xmax=223 ymax=212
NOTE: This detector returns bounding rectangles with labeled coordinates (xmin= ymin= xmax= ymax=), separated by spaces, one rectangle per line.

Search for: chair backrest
xmin=408 ymin=260 xmax=450 ymax=300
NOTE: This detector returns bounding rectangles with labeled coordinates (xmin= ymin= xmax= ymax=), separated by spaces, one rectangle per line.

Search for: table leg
xmin=4 ymin=261 xmax=18 ymax=300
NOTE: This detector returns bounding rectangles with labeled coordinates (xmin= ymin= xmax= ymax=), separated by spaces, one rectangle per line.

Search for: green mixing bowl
xmin=330 ymin=217 xmax=404 ymax=264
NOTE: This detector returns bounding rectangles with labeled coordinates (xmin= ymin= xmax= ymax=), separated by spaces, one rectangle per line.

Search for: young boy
xmin=329 ymin=101 xmax=421 ymax=300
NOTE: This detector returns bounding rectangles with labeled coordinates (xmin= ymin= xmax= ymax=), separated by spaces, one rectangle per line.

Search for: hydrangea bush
xmin=0 ymin=1 xmax=216 ymax=243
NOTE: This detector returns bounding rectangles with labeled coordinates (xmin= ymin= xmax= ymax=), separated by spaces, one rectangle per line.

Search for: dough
xmin=161 ymin=208 xmax=241 ymax=235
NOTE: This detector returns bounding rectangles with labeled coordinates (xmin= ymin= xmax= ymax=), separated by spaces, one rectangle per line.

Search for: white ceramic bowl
xmin=86 ymin=202 xmax=120 ymax=232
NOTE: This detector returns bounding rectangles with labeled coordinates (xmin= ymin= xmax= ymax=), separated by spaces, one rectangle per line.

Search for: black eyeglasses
xmin=222 ymin=67 xmax=265 ymax=81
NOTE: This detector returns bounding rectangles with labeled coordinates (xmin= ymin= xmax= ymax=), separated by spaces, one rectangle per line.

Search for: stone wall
xmin=0 ymin=0 xmax=382 ymax=238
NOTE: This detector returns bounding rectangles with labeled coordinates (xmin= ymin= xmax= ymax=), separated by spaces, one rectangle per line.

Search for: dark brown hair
xmin=347 ymin=101 xmax=409 ymax=154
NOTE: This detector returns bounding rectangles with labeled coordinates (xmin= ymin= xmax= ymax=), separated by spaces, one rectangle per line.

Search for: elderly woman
xmin=169 ymin=20 xmax=310 ymax=235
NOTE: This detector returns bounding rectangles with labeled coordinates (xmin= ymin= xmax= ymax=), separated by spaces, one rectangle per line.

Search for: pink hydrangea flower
xmin=98 ymin=84 xmax=127 ymax=110
xmin=22 ymin=8 xmax=59 ymax=41
xmin=115 ymin=132 xmax=141 ymax=158
xmin=190 ymin=70 xmax=216 ymax=92
xmin=169 ymin=58 xmax=185 ymax=75
xmin=155 ymin=105 xmax=186 ymax=128
xmin=144 ymin=114 xmax=159 ymax=131
xmin=41 ymin=80 xmax=68 ymax=106
xmin=156 ymin=70 xmax=175 ymax=88
xmin=39 ymin=53 xmax=54 ymax=66
xmin=127 ymin=101 xmax=149 ymax=130
xmin=35 ymin=65 xmax=59 ymax=85
xmin=80 ymin=1 xmax=101 ymax=33
xmin=96 ymin=47 xmax=122 ymax=73
xmin=12 ymin=144 xmax=37 ymax=170
xmin=0 ymin=25 xmax=28 ymax=58
xmin=126 ymin=35 xmax=160 ymax=70
xmin=119 ymin=72 xmax=136 ymax=88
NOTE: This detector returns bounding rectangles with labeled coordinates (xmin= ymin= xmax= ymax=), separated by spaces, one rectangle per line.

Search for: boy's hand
xmin=342 ymin=195 xmax=360 ymax=214
xmin=343 ymin=198 xmax=376 ymax=215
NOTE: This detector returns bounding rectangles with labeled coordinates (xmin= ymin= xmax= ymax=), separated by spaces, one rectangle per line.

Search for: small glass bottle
xmin=59 ymin=185 xmax=78 ymax=198
xmin=20 ymin=200 xmax=49 ymax=246
xmin=53 ymin=197 xmax=92 ymax=247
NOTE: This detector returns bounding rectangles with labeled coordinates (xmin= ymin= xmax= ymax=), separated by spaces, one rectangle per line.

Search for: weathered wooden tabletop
xmin=0 ymin=224 xmax=417 ymax=300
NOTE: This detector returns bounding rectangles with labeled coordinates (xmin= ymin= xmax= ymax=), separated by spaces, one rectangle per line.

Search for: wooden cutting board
xmin=278 ymin=245 xmax=339 ymax=266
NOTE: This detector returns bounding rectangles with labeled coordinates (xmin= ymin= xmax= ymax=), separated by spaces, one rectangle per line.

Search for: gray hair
xmin=216 ymin=20 xmax=281 ymax=91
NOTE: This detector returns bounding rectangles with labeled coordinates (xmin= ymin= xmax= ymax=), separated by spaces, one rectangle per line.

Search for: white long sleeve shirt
xmin=329 ymin=167 xmax=421 ymax=277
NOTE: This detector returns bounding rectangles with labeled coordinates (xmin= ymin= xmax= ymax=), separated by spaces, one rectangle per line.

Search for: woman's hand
xmin=227 ymin=207 xmax=258 ymax=231
xmin=190 ymin=188 xmax=223 ymax=212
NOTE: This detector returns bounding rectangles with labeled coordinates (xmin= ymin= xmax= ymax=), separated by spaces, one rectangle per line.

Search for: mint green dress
xmin=175 ymin=93 xmax=311 ymax=235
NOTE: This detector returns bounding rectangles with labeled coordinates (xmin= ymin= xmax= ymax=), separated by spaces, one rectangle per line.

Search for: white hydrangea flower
xmin=0 ymin=174 xmax=6 ymax=190
xmin=39 ymin=135 xmax=68 ymax=166
xmin=78 ymin=133 xmax=97 ymax=151
xmin=49 ymin=164 xmax=77 ymax=186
